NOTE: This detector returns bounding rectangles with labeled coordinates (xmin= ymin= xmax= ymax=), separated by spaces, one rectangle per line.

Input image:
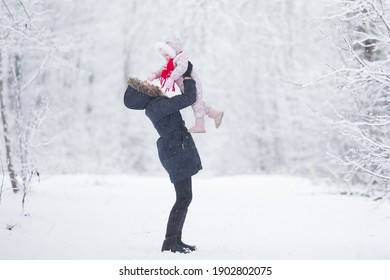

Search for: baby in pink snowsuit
xmin=147 ymin=36 xmax=224 ymax=133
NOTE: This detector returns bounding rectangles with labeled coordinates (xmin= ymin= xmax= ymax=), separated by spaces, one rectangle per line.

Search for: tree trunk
xmin=13 ymin=53 xmax=28 ymax=191
xmin=0 ymin=51 xmax=19 ymax=193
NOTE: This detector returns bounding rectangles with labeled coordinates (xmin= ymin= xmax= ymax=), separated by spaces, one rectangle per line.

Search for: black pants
xmin=164 ymin=177 xmax=192 ymax=241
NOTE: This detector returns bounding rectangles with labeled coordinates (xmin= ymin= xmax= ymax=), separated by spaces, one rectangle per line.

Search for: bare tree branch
xmin=20 ymin=50 xmax=54 ymax=93
xmin=333 ymin=21 xmax=367 ymax=68
xmin=17 ymin=0 xmax=31 ymax=23
xmin=366 ymin=0 xmax=390 ymax=36
xmin=328 ymin=152 xmax=390 ymax=181
xmin=1 ymin=0 xmax=15 ymax=21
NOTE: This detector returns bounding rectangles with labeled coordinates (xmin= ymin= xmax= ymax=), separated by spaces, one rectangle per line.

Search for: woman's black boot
xmin=161 ymin=238 xmax=190 ymax=254
xmin=176 ymin=209 xmax=197 ymax=251
xmin=177 ymin=240 xmax=197 ymax=251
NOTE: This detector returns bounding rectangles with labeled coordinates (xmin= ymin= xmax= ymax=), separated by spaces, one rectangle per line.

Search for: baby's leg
xmin=202 ymin=97 xmax=224 ymax=129
xmin=191 ymin=100 xmax=208 ymax=119
xmin=189 ymin=100 xmax=206 ymax=133
xmin=189 ymin=83 xmax=224 ymax=132
xmin=189 ymin=85 xmax=206 ymax=133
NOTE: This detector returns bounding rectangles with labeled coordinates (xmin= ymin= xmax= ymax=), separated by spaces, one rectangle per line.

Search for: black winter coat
xmin=124 ymin=79 xmax=202 ymax=183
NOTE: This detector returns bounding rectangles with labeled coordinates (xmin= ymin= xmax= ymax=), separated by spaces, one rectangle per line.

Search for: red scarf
xmin=160 ymin=58 xmax=175 ymax=92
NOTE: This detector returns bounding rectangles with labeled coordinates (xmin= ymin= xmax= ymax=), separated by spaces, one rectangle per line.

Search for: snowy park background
xmin=1 ymin=0 xmax=390 ymax=260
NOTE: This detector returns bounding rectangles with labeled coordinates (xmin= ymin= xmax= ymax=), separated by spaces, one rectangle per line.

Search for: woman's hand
xmin=183 ymin=61 xmax=193 ymax=78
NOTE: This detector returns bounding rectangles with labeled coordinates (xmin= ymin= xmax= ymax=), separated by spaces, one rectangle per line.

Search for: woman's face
xmin=143 ymin=81 xmax=163 ymax=94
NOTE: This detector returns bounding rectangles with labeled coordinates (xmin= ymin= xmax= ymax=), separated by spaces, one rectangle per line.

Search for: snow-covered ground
xmin=1 ymin=175 xmax=389 ymax=260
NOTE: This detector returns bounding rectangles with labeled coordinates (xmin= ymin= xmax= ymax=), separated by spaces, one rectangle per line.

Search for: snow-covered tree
xmin=322 ymin=0 xmax=390 ymax=195
xmin=0 ymin=0 xmax=65 ymax=200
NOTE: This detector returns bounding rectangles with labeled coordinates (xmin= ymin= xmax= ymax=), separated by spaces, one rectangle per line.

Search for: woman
xmin=124 ymin=62 xmax=202 ymax=254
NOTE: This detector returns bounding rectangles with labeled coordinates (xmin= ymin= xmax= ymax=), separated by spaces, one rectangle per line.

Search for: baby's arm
xmin=170 ymin=53 xmax=189 ymax=81
xmin=147 ymin=66 xmax=164 ymax=81
xmin=154 ymin=66 xmax=164 ymax=78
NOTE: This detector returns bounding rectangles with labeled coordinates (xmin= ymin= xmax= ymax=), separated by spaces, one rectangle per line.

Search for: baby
xmin=147 ymin=36 xmax=223 ymax=133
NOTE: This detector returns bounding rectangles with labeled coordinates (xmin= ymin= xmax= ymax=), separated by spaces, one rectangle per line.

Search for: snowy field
xmin=1 ymin=175 xmax=390 ymax=260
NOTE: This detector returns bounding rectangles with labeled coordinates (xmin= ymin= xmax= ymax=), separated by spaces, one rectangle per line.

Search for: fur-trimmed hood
xmin=127 ymin=77 xmax=165 ymax=97
xmin=124 ymin=77 xmax=165 ymax=110
xmin=156 ymin=36 xmax=183 ymax=58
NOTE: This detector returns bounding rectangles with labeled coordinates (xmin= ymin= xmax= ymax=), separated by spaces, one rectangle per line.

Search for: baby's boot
xmin=189 ymin=118 xmax=206 ymax=133
xmin=208 ymin=108 xmax=224 ymax=128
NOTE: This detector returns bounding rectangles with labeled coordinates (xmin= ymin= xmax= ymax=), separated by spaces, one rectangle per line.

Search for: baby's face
xmin=161 ymin=51 xmax=171 ymax=61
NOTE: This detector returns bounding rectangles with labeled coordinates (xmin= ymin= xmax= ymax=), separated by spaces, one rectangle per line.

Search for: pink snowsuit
xmin=152 ymin=37 xmax=210 ymax=119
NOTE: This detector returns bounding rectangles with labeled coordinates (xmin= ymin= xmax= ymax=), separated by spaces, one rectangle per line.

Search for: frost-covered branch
xmin=1 ymin=0 xmax=15 ymax=21
xmin=16 ymin=0 xmax=31 ymax=23
xmin=0 ymin=160 xmax=5 ymax=204
xmin=20 ymin=50 xmax=53 ymax=93
xmin=327 ymin=152 xmax=390 ymax=181
xmin=366 ymin=0 xmax=390 ymax=36
xmin=334 ymin=22 xmax=367 ymax=67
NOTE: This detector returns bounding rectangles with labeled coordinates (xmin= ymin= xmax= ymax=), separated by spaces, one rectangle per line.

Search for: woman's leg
xmin=176 ymin=178 xmax=197 ymax=251
xmin=162 ymin=177 xmax=192 ymax=253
